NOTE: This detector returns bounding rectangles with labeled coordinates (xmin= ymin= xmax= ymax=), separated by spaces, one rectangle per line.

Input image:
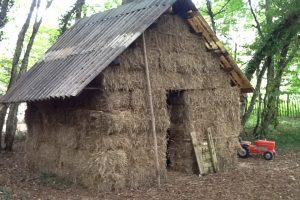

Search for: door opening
xmin=166 ymin=90 xmax=185 ymax=170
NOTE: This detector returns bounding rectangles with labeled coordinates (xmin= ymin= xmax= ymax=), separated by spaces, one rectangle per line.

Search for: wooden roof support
xmin=186 ymin=11 xmax=253 ymax=93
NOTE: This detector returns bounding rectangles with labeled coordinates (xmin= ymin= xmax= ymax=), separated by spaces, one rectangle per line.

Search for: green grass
xmin=0 ymin=187 xmax=12 ymax=200
xmin=268 ymin=118 xmax=300 ymax=151
xmin=15 ymin=131 xmax=26 ymax=141
xmin=38 ymin=172 xmax=74 ymax=190
xmin=244 ymin=117 xmax=300 ymax=151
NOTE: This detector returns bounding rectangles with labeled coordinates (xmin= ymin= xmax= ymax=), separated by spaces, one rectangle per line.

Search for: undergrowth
xmin=38 ymin=172 xmax=74 ymax=190
xmin=244 ymin=117 xmax=300 ymax=151
xmin=0 ymin=187 xmax=11 ymax=200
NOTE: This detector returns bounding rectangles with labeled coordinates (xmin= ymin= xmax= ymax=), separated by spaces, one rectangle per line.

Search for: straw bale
xmin=85 ymin=149 xmax=129 ymax=191
xmin=153 ymin=15 xmax=192 ymax=38
xmin=84 ymin=109 xmax=169 ymax=135
xmin=34 ymin=143 xmax=59 ymax=171
xmin=24 ymin=13 xmax=242 ymax=192
xmin=181 ymin=88 xmax=240 ymax=170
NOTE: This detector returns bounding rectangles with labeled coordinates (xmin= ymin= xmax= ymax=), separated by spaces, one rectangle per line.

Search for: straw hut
xmin=1 ymin=0 xmax=253 ymax=191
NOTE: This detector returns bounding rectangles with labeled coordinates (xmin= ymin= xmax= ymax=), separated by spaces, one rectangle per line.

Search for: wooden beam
xmin=142 ymin=33 xmax=161 ymax=188
xmin=206 ymin=128 xmax=219 ymax=173
xmin=190 ymin=131 xmax=205 ymax=175
xmin=186 ymin=11 xmax=254 ymax=93
xmin=220 ymin=56 xmax=232 ymax=70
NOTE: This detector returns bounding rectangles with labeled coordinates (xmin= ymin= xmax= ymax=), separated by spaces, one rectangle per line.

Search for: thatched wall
xmin=25 ymin=14 xmax=240 ymax=191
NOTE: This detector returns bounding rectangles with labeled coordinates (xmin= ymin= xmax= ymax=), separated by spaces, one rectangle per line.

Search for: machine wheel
xmin=263 ymin=151 xmax=273 ymax=160
xmin=263 ymin=152 xmax=273 ymax=160
xmin=238 ymin=146 xmax=249 ymax=158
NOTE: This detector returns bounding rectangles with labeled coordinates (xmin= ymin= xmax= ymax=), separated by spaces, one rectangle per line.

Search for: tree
xmin=0 ymin=0 xmax=14 ymax=41
xmin=242 ymin=0 xmax=300 ymax=137
xmin=1 ymin=0 xmax=53 ymax=151
xmin=58 ymin=0 xmax=121 ymax=37
xmin=58 ymin=0 xmax=86 ymax=36
xmin=0 ymin=0 xmax=37 ymax=150
xmin=198 ymin=0 xmax=300 ymax=137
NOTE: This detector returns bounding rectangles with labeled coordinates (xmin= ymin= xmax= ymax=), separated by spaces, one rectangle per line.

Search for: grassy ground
xmin=244 ymin=117 xmax=300 ymax=151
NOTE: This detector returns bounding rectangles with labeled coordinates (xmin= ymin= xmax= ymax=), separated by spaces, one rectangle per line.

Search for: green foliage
xmin=199 ymin=0 xmax=247 ymax=40
xmin=0 ymin=0 xmax=15 ymax=41
xmin=284 ymin=55 xmax=300 ymax=93
xmin=198 ymin=0 xmax=257 ymax=68
xmin=0 ymin=25 xmax=58 ymax=92
xmin=103 ymin=0 xmax=121 ymax=10
xmin=24 ymin=25 xmax=59 ymax=67
xmin=0 ymin=57 xmax=11 ymax=93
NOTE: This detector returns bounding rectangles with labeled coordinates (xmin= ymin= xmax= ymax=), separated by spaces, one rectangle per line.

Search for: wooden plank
xmin=206 ymin=127 xmax=219 ymax=173
xmin=229 ymin=70 xmax=244 ymax=87
xmin=209 ymin=42 xmax=219 ymax=50
xmin=215 ymin=41 xmax=227 ymax=54
xmin=205 ymin=42 xmax=212 ymax=50
xmin=187 ymin=18 xmax=212 ymax=43
xmin=220 ymin=56 xmax=232 ymax=70
xmin=190 ymin=131 xmax=205 ymax=175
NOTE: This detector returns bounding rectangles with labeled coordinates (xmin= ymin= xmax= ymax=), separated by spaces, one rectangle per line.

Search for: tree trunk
xmin=0 ymin=0 xmax=37 ymax=150
xmin=258 ymin=57 xmax=276 ymax=138
xmin=253 ymin=92 xmax=262 ymax=136
xmin=7 ymin=0 xmax=37 ymax=89
xmin=258 ymin=35 xmax=298 ymax=137
xmin=0 ymin=104 xmax=8 ymax=149
xmin=4 ymin=104 xmax=18 ymax=151
xmin=273 ymin=95 xmax=280 ymax=128
xmin=75 ymin=0 xmax=85 ymax=20
xmin=59 ymin=0 xmax=85 ymax=35
xmin=245 ymin=11 xmax=300 ymax=81
xmin=248 ymin=0 xmax=263 ymax=38
xmin=205 ymin=0 xmax=217 ymax=33
xmin=19 ymin=0 xmax=53 ymax=77
xmin=3 ymin=0 xmax=53 ymax=151
xmin=242 ymin=56 xmax=271 ymax=126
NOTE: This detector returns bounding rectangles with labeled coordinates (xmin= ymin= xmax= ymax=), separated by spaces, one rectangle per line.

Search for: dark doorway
xmin=166 ymin=90 xmax=185 ymax=170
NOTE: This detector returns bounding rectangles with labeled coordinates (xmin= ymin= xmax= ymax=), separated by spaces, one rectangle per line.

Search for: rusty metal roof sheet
xmin=2 ymin=0 xmax=177 ymax=103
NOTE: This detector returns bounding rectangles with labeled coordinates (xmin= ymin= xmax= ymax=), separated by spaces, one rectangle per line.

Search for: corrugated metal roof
xmin=1 ymin=0 xmax=252 ymax=103
xmin=2 ymin=0 xmax=177 ymax=103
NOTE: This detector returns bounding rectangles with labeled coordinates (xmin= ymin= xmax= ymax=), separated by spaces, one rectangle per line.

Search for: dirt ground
xmin=0 ymin=141 xmax=299 ymax=200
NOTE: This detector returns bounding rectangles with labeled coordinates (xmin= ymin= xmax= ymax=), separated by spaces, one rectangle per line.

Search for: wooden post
xmin=190 ymin=131 xmax=205 ymax=175
xmin=287 ymin=94 xmax=290 ymax=117
xmin=296 ymin=99 xmax=300 ymax=117
xmin=142 ymin=33 xmax=161 ymax=187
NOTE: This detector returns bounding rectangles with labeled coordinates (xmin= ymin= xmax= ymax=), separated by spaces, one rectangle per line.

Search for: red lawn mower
xmin=238 ymin=139 xmax=276 ymax=160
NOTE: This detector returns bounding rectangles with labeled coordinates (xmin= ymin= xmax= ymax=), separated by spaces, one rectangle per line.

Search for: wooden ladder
xmin=190 ymin=127 xmax=219 ymax=175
